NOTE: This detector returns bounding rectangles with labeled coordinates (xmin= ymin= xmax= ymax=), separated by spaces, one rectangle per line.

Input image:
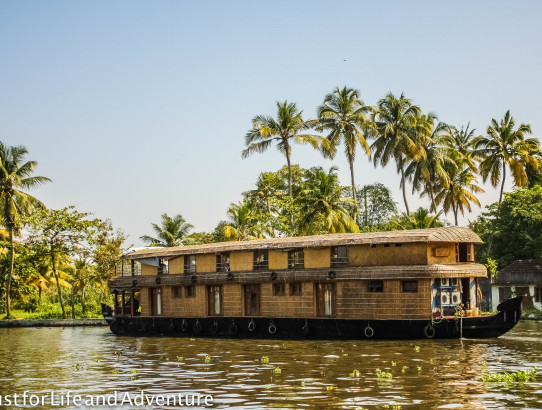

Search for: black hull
xmin=103 ymin=297 xmax=523 ymax=340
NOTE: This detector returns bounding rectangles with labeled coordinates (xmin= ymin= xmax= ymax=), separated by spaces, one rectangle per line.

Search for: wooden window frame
xmin=330 ymin=246 xmax=349 ymax=267
xmin=456 ymin=243 xmax=474 ymax=263
xmin=184 ymin=255 xmax=197 ymax=273
xmin=173 ymin=286 xmax=182 ymax=298
xmin=289 ymin=282 xmax=303 ymax=296
xmin=216 ymin=252 xmax=230 ymax=272
xmin=368 ymin=280 xmax=384 ymax=293
xmin=185 ymin=285 xmax=196 ymax=298
xmin=208 ymin=285 xmax=223 ymax=316
xmin=273 ymin=282 xmax=285 ymax=296
xmin=288 ymin=249 xmax=305 ymax=269
xmin=253 ymin=249 xmax=269 ymax=270
xmin=401 ymin=280 xmax=418 ymax=293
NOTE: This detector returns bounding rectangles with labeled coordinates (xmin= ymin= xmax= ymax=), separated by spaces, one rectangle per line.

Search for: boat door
xmin=316 ymin=282 xmax=335 ymax=317
xmin=244 ymin=284 xmax=261 ymax=316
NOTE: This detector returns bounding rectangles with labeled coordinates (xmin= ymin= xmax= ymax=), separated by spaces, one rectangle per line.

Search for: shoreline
xmin=0 ymin=318 xmax=108 ymax=328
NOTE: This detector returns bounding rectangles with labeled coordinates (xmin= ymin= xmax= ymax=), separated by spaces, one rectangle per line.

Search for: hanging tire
xmin=423 ymin=323 xmax=436 ymax=339
xmin=268 ymin=323 xmax=277 ymax=335
xmin=210 ymin=321 xmax=219 ymax=335
xmin=248 ymin=320 xmax=256 ymax=332
xmin=193 ymin=320 xmax=202 ymax=334
xmin=181 ymin=319 xmax=188 ymax=333
xmin=328 ymin=270 xmax=336 ymax=279
xmin=302 ymin=321 xmax=309 ymax=337
xmin=227 ymin=272 xmax=234 ymax=281
xmin=136 ymin=318 xmax=145 ymax=332
xmin=229 ymin=322 xmax=238 ymax=335
xmin=364 ymin=324 xmax=374 ymax=338
xmin=270 ymin=271 xmax=277 ymax=280
xmin=110 ymin=321 xmax=120 ymax=334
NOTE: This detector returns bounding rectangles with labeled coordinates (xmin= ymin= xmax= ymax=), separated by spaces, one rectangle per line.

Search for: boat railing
xmin=330 ymin=256 xmax=349 ymax=267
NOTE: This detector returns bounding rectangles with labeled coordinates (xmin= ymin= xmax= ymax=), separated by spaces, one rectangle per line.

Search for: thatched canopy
xmin=122 ymin=227 xmax=482 ymax=260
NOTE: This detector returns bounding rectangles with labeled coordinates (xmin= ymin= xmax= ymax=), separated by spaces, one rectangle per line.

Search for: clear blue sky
xmin=1 ymin=1 xmax=541 ymax=245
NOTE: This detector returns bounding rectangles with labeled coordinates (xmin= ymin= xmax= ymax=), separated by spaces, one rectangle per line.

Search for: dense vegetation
xmin=1 ymin=86 xmax=541 ymax=318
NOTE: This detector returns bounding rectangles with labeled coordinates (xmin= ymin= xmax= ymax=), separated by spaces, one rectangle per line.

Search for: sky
xmin=1 ymin=1 xmax=541 ymax=246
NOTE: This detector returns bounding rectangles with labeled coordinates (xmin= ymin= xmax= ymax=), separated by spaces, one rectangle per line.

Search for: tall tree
xmin=356 ymin=183 xmax=397 ymax=229
xmin=242 ymin=101 xmax=324 ymax=198
xmin=390 ymin=207 xmax=444 ymax=230
xmin=26 ymin=206 xmax=105 ymax=319
xmin=316 ymin=87 xmax=374 ymax=204
xmin=474 ymin=110 xmax=540 ymax=203
xmin=296 ymin=166 xmax=359 ymax=235
xmin=224 ymin=200 xmax=269 ymax=241
xmin=140 ymin=213 xmax=193 ymax=247
xmin=372 ymin=93 xmax=429 ymax=215
xmin=0 ymin=142 xmax=50 ymax=318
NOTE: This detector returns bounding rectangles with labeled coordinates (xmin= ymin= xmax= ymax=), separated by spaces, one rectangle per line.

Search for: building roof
xmin=493 ymin=259 xmax=542 ymax=285
xmin=122 ymin=226 xmax=482 ymax=260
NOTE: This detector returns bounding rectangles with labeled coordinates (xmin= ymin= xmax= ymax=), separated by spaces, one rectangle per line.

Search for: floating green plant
xmin=375 ymin=369 xmax=392 ymax=379
xmin=481 ymin=368 xmax=537 ymax=383
xmin=177 ymin=356 xmax=183 ymax=362
xmin=300 ymin=381 xmax=305 ymax=387
xmin=204 ymin=354 xmax=212 ymax=363
xmin=165 ymin=357 xmax=169 ymax=361
xmin=417 ymin=366 xmax=422 ymax=373
xmin=111 ymin=370 xmax=119 ymax=375
xmin=391 ymin=361 xmax=397 ymax=367
xmin=74 ymin=363 xmax=80 ymax=371
xmin=130 ymin=369 xmax=138 ymax=374
xmin=273 ymin=366 xmax=281 ymax=374
xmin=401 ymin=366 xmax=408 ymax=374
xmin=414 ymin=346 xmax=420 ymax=352
xmin=326 ymin=385 xmax=335 ymax=391
xmin=349 ymin=369 xmax=360 ymax=377
xmin=261 ymin=356 xmax=270 ymax=364
xmin=383 ymin=404 xmax=402 ymax=409
xmin=482 ymin=361 xmax=487 ymax=369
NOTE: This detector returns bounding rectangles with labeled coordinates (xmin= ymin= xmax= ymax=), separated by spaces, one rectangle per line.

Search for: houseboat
xmin=103 ymin=227 xmax=523 ymax=339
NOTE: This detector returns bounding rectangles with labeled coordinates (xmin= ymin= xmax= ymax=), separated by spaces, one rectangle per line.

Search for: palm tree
xmin=390 ymin=207 xmax=444 ymax=230
xmin=0 ymin=142 xmax=50 ymax=318
xmin=474 ymin=110 xmax=541 ymax=203
xmin=224 ymin=200 xmax=269 ymax=241
xmin=140 ymin=213 xmax=193 ymax=247
xmin=316 ymin=87 xmax=374 ymax=203
xmin=242 ymin=101 xmax=325 ymax=198
xmin=406 ymin=118 xmax=455 ymax=212
xmin=435 ymin=161 xmax=484 ymax=225
xmin=296 ymin=166 xmax=359 ymax=234
xmin=372 ymin=93 xmax=428 ymax=215
xmin=442 ymin=123 xmax=478 ymax=170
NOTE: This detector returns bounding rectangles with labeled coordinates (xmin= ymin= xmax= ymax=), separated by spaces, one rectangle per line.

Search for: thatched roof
xmin=123 ymin=226 xmax=482 ymax=260
xmin=493 ymin=259 xmax=542 ymax=285
xmin=109 ymin=262 xmax=487 ymax=291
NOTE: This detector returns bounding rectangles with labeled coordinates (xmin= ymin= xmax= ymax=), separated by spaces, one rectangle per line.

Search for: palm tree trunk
xmin=452 ymin=202 xmax=458 ymax=225
xmin=286 ymin=151 xmax=292 ymax=197
xmin=364 ymin=189 xmax=368 ymax=227
xmin=5 ymin=227 xmax=14 ymax=318
xmin=51 ymin=247 xmax=67 ymax=319
xmin=400 ymin=161 xmax=410 ymax=215
xmin=499 ymin=162 xmax=506 ymax=204
xmin=348 ymin=156 xmax=357 ymax=201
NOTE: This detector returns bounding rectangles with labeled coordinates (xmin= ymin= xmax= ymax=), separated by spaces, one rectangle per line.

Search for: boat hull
xmin=103 ymin=296 xmax=523 ymax=340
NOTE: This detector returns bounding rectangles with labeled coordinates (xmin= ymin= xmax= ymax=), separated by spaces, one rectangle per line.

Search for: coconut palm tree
xmin=316 ymin=87 xmax=375 ymax=203
xmin=242 ymin=101 xmax=325 ymax=198
xmin=435 ymin=161 xmax=484 ymax=225
xmin=390 ymin=207 xmax=444 ymax=230
xmin=296 ymin=166 xmax=359 ymax=234
xmin=406 ymin=118 xmax=455 ymax=212
xmin=474 ymin=110 xmax=540 ymax=203
xmin=140 ymin=213 xmax=194 ymax=247
xmin=224 ymin=200 xmax=269 ymax=241
xmin=372 ymin=93 xmax=429 ymax=215
xmin=0 ymin=142 xmax=50 ymax=318
xmin=442 ymin=123 xmax=478 ymax=170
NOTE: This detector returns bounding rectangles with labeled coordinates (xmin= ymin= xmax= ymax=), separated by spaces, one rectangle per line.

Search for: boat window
xmin=173 ymin=286 xmax=182 ymax=298
xmin=288 ymin=249 xmax=304 ymax=269
xmin=456 ymin=243 xmax=474 ymax=262
xmin=402 ymin=280 xmax=418 ymax=293
xmin=158 ymin=259 xmax=168 ymax=275
xmin=368 ymin=280 xmax=384 ymax=292
xmin=253 ymin=250 xmax=269 ymax=270
xmin=535 ymin=286 xmax=541 ymax=303
xmin=216 ymin=253 xmax=230 ymax=272
xmin=273 ymin=283 xmax=285 ymax=296
xmin=289 ymin=282 xmax=302 ymax=296
xmin=151 ymin=288 xmax=162 ymax=316
xmin=184 ymin=255 xmax=197 ymax=273
xmin=208 ymin=285 xmax=222 ymax=316
xmin=330 ymin=246 xmax=348 ymax=267
xmin=185 ymin=285 xmax=196 ymax=298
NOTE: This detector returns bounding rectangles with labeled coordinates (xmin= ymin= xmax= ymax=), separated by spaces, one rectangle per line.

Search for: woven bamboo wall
xmin=336 ymin=279 xmax=432 ymax=320
xmin=197 ymin=254 xmax=216 ymax=273
xmin=304 ymin=249 xmax=330 ymax=268
xmin=169 ymin=257 xmax=183 ymax=274
xmin=231 ymin=251 xmax=253 ymax=271
xmin=427 ymin=243 xmax=456 ymax=264
xmin=349 ymin=243 xmax=427 ymax=266
xmin=269 ymin=250 xmax=288 ymax=270
xmin=141 ymin=264 xmax=158 ymax=276
xmin=223 ymin=284 xmax=243 ymax=316
xmin=140 ymin=288 xmax=151 ymax=316
xmin=260 ymin=283 xmax=315 ymax=317
xmin=161 ymin=285 xmax=207 ymax=317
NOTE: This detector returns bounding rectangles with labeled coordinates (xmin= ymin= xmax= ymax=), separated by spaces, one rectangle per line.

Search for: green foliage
xmin=481 ymin=367 xmax=537 ymax=383
xmin=139 ymin=213 xmax=193 ymax=247
xmin=356 ymin=183 xmax=397 ymax=229
xmin=389 ymin=207 xmax=444 ymax=230
xmin=183 ymin=232 xmax=215 ymax=245
xmin=470 ymin=186 xmax=542 ymax=267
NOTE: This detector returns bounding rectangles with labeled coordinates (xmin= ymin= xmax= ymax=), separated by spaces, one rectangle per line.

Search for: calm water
xmin=0 ymin=322 xmax=541 ymax=409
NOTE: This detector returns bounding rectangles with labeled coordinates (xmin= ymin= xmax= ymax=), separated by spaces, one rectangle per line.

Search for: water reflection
xmin=0 ymin=322 xmax=540 ymax=409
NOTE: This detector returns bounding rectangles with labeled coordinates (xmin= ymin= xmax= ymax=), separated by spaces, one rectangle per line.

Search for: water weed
xmin=261 ymin=356 xmax=270 ymax=364
xmin=481 ymin=368 xmax=537 ymax=383
xmin=204 ymin=354 xmax=212 ymax=363
xmin=349 ymin=369 xmax=360 ymax=377
xmin=273 ymin=366 xmax=281 ymax=374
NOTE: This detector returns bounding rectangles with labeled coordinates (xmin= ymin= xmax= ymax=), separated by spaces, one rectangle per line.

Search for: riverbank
xmin=0 ymin=318 xmax=107 ymax=328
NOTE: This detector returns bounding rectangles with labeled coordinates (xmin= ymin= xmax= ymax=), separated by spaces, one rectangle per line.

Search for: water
xmin=0 ymin=322 xmax=541 ymax=409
